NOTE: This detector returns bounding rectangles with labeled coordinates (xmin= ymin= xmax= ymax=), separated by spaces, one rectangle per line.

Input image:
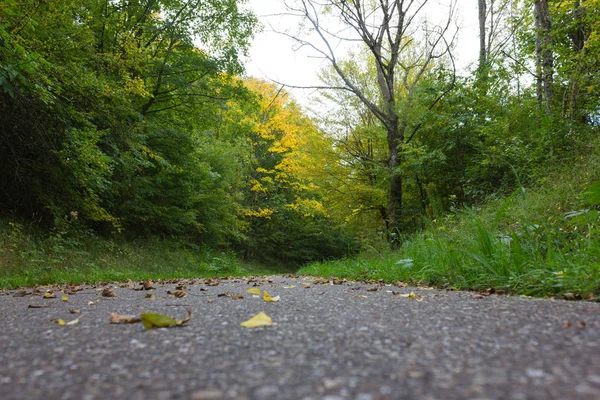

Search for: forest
xmin=1 ymin=0 xmax=599 ymax=297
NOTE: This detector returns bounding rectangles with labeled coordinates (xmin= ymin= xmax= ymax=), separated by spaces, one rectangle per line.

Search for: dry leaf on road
xmin=167 ymin=289 xmax=188 ymax=298
xmin=110 ymin=313 xmax=142 ymax=324
xmin=55 ymin=317 xmax=80 ymax=326
xmin=240 ymin=312 xmax=272 ymax=328
xmin=263 ymin=290 xmax=280 ymax=302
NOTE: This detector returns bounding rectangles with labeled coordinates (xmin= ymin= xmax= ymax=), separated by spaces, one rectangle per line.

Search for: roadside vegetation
xmin=1 ymin=1 xmax=599 ymax=297
xmin=301 ymin=152 xmax=600 ymax=299
xmin=0 ymin=223 xmax=293 ymax=288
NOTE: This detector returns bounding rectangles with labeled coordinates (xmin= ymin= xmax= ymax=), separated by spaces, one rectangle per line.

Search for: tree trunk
xmin=386 ymin=116 xmax=402 ymax=248
xmin=478 ymin=0 xmax=487 ymax=73
xmin=534 ymin=0 xmax=554 ymax=115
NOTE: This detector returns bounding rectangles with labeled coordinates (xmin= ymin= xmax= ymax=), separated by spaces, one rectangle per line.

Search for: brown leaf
xmin=366 ymin=287 xmax=379 ymax=292
xmin=175 ymin=283 xmax=186 ymax=291
xmin=167 ymin=289 xmax=188 ymax=298
xmin=110 ymin=313 xmax=142 ymax=324
xmin=44 ymin=291 xmax=56 ymax=299
xmin=119 ymin=280 xmax=134 ymax=288
xmin=395 ymin=281 xmax=408 ymax=288
xmin=218 ymin=292 xmax=244 ymax=300
xmin=102 ymin=287 xmax=116 ymax=297
xmin=69 ymin=308 xmax=81 ymax=314
xmin=143 ymin=280 xmax=155 ymax=290
xmin=13 ymin=290 xmax=31 ymax=297
xmin=585 ymin=292 xmax=596 ymax=301
xmin=28 ymin=302 xmax=54 ymax=309
xmin=576 ymin=320 xmax=586 ymax=329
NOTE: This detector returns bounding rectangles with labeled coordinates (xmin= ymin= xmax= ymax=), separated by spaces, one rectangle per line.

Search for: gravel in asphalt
xmin=0 ymin=275 xmax=599 ymax=400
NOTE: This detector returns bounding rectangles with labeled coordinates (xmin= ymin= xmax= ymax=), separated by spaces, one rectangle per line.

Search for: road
xmin=1 ymin=275 xmax=599 ymax=399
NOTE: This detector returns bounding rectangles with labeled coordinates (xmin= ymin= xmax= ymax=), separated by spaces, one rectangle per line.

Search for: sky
xmin=243 ymin=0 xmax=481 ymax=107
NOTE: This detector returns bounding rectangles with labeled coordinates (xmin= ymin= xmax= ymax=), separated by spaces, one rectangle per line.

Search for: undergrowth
xmin=300 ymin=156 xmax=600 ymax=299
xmin=0 ymin=224 xmax=285 ymax=289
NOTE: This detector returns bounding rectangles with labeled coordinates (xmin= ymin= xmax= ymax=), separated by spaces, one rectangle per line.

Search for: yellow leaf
xmin=44 ymin=291 xmax=56 ymax=299
xmin=263 ymin=290 xmax=280 ymax=302
xmin=283 ymin=285 xmax=295 ymax=289
xmin=56 ymin=317 xmax=80 ymax=326
xmin=247 ymin=288 xmax=261 ymax=295
xmin=240 ymin=312 xmax=272 ymax=328
xmin=395 ymin=292 xmax=421 ymax=300
xmin=62 ymin=295 xmax=68 ymax=302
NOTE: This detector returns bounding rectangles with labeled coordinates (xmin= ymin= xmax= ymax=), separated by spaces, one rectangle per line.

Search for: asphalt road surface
xmin=1 ymin=275 xmax=599 ymax=400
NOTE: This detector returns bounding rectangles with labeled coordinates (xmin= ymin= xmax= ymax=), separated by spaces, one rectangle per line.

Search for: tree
xmin=534 ymin=0 xmax=554 ymax=114
xmin=281 ymin=0 xmax=457 ymax=245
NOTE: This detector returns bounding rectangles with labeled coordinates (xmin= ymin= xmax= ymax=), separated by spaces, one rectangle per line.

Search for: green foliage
xmin=0 ymin=0 xmax=256 ymax=243
xmin=300 ymin=152 xmax=600 ymax=298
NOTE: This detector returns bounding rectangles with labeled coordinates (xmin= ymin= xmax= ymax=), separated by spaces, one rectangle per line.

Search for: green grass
xmin=0 ymin=224 xmax=290 ymax=289
xmin=299 ymin=157 xmax=600 ymax=299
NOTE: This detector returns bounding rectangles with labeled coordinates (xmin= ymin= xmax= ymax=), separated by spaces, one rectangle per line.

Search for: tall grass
xmin=0 ymin=222 xmax=283 ymax=289
xmin=300 ymin=159 xmax=600 ymax=298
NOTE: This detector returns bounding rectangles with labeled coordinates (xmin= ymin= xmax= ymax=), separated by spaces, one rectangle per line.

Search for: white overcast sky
xmin=243 ymin=0 xmax=481 ymax=106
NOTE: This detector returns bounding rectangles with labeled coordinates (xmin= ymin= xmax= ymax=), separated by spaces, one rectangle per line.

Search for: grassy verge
xmin=300 ymin=159 xmax=600 ymax=299
xmin=0 ymin=225 xmax=290 ymax=289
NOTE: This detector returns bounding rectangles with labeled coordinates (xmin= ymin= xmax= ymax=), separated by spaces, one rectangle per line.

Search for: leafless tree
xmin=278 ymin=0 xmax=457 ymax=244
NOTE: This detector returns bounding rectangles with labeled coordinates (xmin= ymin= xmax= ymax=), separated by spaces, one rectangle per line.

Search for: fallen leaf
xmin=394 ymin=292 xmax=419 ymax=299
xmin=167 ymin=289 xmax=188 ymax=298
xmin=175 ymin=283 xmax=186 ymax=290
xmin=218 ymin=292 xmax=243 ymax=300
xmin=56 ymin=317 xmax=80 ymax=326
xmin=576 ymin=320 xmax=586 ymax=329
xmin=366 ymin=287 xmax=379 ymax=292
xmin=353 ymin=295 xmax=368 ymax=298
xmin=143 ymin=280 xmax=154 ymax=290
xmin=28 ymin=303 xmax=54 ymax=309
xmin=283 ymin=285 xmax=295 ymax=289
xmin=247 ymin=288 xmax=261 ymax=295
xmin=13 ymin=290 xmax=31 ymax=297
xmin=119 ymin=280 xmax=134 ymax=288
xmin=102 ymin=287 xmax=116 ymax=297
xmin=44 ymin=291 xmax=56 ymax=299
xmin=110 ymin=313 xmax=142 ymax=324
xmin=263 ymin=290 xmax=280 ymax=302
xmin=140 ymin=309 xmax=192 ymax=329
xmin=62 ymin=295 xmax=69 ymax=302
xmin=240 ymin=312 xmax=272 ymax=328
xmin=69 ymin=308 xmax=81 ymax=314
xmin=88 ymin=301 xmax=95 ymax=306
